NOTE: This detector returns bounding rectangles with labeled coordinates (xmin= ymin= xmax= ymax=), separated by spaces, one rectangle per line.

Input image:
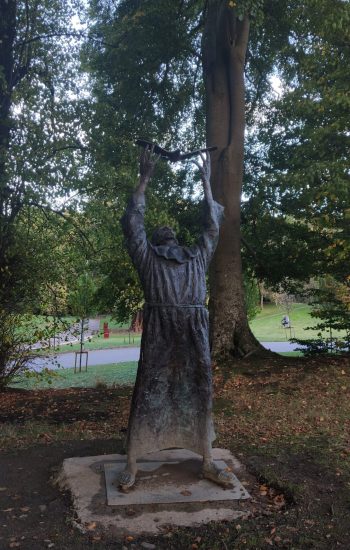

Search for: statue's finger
xmin=140 ymin=148 xmax=146 ymax=163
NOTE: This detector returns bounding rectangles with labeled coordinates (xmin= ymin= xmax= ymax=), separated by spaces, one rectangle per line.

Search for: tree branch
xmin=29 ymin=202 xmax=96 ymax=254
xmin=43 ymin=143 xmax=88 ymax=162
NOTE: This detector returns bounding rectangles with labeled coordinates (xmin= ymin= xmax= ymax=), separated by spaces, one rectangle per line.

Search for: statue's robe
xmin=121 ymin=194 xmax=224 ymax=458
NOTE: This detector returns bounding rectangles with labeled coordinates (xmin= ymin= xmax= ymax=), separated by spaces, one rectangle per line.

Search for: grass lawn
xmin=11 ymin=362 xmax=138 ymax=390
xmin=1 ymin=353 xmax=349 ymax=549
xmin=98 ymin=315 xmax=130 ymax=330
xmin=12 ymin=355 xmax=305 ymax=392
xmin=33 ymin=333 xmax=142 ymax=355
xmin=249 ymin=302 xmax=345 ymax=341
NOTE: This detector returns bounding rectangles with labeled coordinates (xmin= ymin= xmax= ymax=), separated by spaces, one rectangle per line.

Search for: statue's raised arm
xmin=121 ymin=146 xmax=160 ymax=273
xmin=192 ymin=152 xmax=225 ymax=266
xmin=192 ymin=151 xmax=213 ymax=204
xmin=133 ymin=145 xmax=160 ymax=200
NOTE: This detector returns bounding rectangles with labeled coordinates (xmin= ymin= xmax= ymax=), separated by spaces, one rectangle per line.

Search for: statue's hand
xmin=192 ymin=151 xmax=213 ymax=201
xmin=139 ymin=144 xmax=160 ymax=184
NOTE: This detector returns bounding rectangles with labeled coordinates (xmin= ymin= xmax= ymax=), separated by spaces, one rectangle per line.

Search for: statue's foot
xmin=202 ymin=461 xmax=234 ymax=489
xmin=116 ymin=469 xmax=136 ymax=492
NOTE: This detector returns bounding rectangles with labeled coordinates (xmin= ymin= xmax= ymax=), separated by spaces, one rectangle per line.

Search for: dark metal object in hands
xmin=136 ymin=138 xmax=217 ymax=162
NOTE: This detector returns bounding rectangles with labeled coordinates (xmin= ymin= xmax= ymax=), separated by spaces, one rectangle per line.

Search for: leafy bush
xmin=0 ymin=312 xmax=68 ymax=391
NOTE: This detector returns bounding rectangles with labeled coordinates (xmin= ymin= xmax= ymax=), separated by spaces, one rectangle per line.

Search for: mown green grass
xmin=42 ymin=333 xmax=142 ymax=354
xmin=12 ymin=353 xmax=306 ymax=392
xmin=11 ymin=362 xmax=138 ymax=390
xmin=249 ymin=303 xmax=345 ymax=342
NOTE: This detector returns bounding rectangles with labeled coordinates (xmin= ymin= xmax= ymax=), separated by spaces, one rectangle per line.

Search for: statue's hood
xmin=149 ymin=243 xmax=198 ymax=264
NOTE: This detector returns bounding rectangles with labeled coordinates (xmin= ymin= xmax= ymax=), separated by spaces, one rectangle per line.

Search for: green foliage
xmin=1 ymin=0 xmax=89 ymax=313
xmin=243 ymin=0 xmax=350 ymax=291
xmin=243 ymin=273 xmax=260 ymax=320
xmin=0 ymin=312 xmax=68 ymax=390
xmin=308 ymin=277 xmax=350 ymax=347
xmin=292 ymin=276 xmax=350 ymax=355
xmin=232 ymin=0 xmax=264 ymax=23
xmin=0 ymin=1 xmax=95 ymax=382
xmin=68 ymin=273 xmax=97 ymax=319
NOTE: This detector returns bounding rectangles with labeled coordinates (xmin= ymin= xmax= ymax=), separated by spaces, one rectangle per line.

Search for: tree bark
xmin=0 ymin=0 xmax=17 ymax=309
xmin=202 ymin=1 xmax=266 ymax=359
xmin=130 ymin=309 xmax=143 ymax=332
xmin=0 ymin=0 xmax=16 ymax=189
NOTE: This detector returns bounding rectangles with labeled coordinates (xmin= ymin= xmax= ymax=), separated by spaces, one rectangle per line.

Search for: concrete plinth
xmin=56 ymin=448 xmax=251 ymax=536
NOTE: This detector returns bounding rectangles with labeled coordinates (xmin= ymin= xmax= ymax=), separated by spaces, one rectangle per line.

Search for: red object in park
xmin=103 ymin=322 xmax=110 ymax=339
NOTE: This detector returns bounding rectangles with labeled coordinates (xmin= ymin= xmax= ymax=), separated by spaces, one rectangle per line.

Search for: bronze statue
xmin=119 ymin=145 xmax=233 ymax=491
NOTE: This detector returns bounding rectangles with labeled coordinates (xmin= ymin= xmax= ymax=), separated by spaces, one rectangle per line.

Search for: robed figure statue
xmin=118 ymin=146 xmax=234 ymax=491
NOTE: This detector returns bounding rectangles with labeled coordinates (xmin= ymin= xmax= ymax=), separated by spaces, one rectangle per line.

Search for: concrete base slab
xmin=105 ymin=458 xmax=250 ymax=505
xmin=56 ymin=448 xmax=251 ymax=536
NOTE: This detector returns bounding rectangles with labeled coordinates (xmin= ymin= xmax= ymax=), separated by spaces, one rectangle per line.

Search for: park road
xmin=29 ymin=341 xmax=299 ymax=371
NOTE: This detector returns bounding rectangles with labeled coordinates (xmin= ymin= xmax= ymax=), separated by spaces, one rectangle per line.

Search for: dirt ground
xmin=0 ymin=354 xmax=349 ymax=549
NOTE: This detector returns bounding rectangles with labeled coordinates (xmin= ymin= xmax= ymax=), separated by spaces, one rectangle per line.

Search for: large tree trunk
xmin=0 ymin=0 xmax=16 ymax=191
xmin=0 ymin=0 xmax=17 ymax=309
xmin=203 ymin=1 xmax=266 ymax=359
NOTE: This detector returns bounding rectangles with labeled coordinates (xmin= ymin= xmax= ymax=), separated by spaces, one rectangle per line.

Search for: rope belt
xmin=144 ymin=302 xmax=206 ymax=309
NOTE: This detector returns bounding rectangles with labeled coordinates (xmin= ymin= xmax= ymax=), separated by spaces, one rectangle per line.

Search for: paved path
xmin=262 ymin=341 xmax=299 ymax=353
xmin=29 ymin=341 xmax=300 ymax=371
xmin=30 ymin=347 xmax=140 ymax=371
xmin=31 ymin=318 xmax=101 ymax=350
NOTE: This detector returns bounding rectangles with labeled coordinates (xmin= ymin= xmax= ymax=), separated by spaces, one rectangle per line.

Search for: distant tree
xmin=0 ymin=0 xmax=87 ymax=313
xmin=309 ymin=277 xmax=350 ymax=349
xmin=68 ymin=272 xmax=96 ymax=320
xmin=0 ymin=0 xmax=90 ymax=386
xmin=243 ymin=0 xmax=350 ymax=292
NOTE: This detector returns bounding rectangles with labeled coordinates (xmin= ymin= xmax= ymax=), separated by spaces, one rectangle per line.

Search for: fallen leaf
xmin=274 ymin=494 xmax=286 ymax=507
xmin=86 ymin=521 xmax=97 ymax=531
xmin=180 ymin=490 xmax=192 ymax=496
